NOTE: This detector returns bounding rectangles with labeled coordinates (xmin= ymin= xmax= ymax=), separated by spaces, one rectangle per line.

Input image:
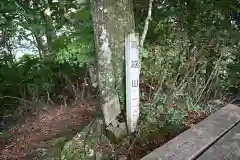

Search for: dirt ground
xmin=0 ymin=97 xmax=206 ymax=160
xmin=0 ymin=100 xmax=96 ymax=160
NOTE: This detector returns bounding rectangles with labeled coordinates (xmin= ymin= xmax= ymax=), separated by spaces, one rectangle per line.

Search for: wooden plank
xmin=141 ymin=104 xmax=240 ymax=160
xmin=197 ymin=122 xmax=240 ymax=160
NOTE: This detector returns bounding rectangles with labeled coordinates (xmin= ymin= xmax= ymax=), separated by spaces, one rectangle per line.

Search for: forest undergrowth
xmin=0 ymin=0 xmax=240 ymax=159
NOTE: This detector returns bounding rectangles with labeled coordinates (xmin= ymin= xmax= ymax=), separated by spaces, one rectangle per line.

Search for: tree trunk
xmin=33 ymin=33 xmax=47 ymax=58
xmin=90 ymin=0 xmax=135 ymax=135
xmin=44 ymin=2 xmax=57 ymax=53
xmin=0 ymin=30 xmax=12 ymax=64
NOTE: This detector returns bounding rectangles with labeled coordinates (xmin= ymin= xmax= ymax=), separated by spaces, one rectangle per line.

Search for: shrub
xmin=138 ymin=32 xmax=238 ymax=137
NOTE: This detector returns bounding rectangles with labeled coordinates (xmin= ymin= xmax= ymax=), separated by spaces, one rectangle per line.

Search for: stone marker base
xmin=102 ymin=94 xmax=128 ymax=141
xmin=60 ymin=118 xmax=114 ymax=160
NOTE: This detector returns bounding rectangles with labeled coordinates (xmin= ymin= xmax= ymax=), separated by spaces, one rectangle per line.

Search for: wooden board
xmin=197 ymin=122 xmax=240 ymax=160
xmin=141 ymin=104 xmax=240 ymax=160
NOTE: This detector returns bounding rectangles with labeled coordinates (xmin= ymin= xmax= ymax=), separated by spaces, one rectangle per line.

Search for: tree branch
xmin=140 ymin=0 xmax=154 ymax=47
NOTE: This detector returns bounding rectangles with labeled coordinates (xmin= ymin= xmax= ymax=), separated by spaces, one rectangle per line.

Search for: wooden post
xmin=125 ymin=33 xmax=140 ymax=133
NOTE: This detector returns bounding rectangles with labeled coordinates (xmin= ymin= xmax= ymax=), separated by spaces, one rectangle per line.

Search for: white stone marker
xmin=125 ymin=33 xmax=140 ymax=133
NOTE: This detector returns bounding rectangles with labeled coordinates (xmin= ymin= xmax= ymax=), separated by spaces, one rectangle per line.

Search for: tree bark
xmin=33 ymin=33 xmax=47 ymax=58
xmin=91 ymin=0 xmax=135 ymax=101
xmin=44 ymin=1 xmax=57 ymax=53
xmin=90 ymin=0 xmax=135 ymax=130
xmin=0 ymin=30 xmax=12 ymax=64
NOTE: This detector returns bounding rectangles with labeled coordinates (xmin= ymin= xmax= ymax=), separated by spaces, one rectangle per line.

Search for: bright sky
xmin=11 ymin=27 xmax=38 ymax=59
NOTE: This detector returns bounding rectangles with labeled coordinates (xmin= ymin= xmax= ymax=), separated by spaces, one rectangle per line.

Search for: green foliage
xmin=55 ymin=40 xmax=94 ymax=67
xmin=140 ymin=47 xmax=148 ymax=58
xmin=74 ymin=6 xmax=92 ymax=21
xmin=136 ymin=0 xmax=240 ymax=137
xmin=0 ymin=0 xmax=96 ymax=122
xmin=227 ymin=59 xmax=240 ymax=90
xmin=140 ymin=90 xmax=203 ymax=129
xmin=0 ymin=0 xmax=240 ymax=158
xmin=55 ymin=7 xmax=95 ymax=67
xmin=0 ymin=131 xmax=11 ymax=140
xmin=0 ymin=54 xmax=89 ymax=116
xmin=0 ymin=130 xmax=11 ymax=146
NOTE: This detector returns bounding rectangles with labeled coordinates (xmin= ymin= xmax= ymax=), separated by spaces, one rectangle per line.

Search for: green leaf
xmin=140 ymin=47 xmax=149 ymax=58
